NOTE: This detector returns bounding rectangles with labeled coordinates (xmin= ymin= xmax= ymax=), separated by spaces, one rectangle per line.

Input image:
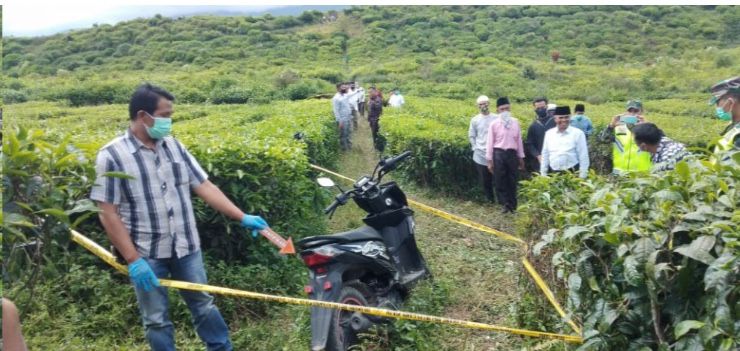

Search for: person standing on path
xmin=485 ymin=97 xmax=525 ymax=213
xmin=540 ymin=105 xmax=590 ymax=179
xmin=570 ymin=103 xmax=594 ymax=137
xmin=356 ymin=82 xmax=366 ymax=119
xmin=524 ymin=97 xmax=556 ymax=173
xmin=347 ymin=82 xmax=361 ymax=130
xmin=367 ymin=87 xmax=384 ymax=151
xmin=333 ymin=83 xmax=353 ymax=151
xmin=90 ymin=84 xmax=270 ymax=351
xmin=468 ymin=95 xmax=498 ymax=203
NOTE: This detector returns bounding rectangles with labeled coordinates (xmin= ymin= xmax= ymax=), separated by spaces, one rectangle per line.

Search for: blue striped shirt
xmin=90 ymin=129 xmax=208 ymax=259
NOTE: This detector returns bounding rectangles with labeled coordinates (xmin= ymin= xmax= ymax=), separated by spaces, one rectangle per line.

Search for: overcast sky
xmin=2 ymin=4 xmax=342 ymax=37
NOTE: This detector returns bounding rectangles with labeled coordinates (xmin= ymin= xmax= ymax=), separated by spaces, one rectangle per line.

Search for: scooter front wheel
xmin=326 ymin=285 xmax=370 ymax=351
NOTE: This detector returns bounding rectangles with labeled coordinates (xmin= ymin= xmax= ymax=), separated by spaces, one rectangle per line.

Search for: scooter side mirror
xmin=316 ymin=177 xmax=336 ymax=188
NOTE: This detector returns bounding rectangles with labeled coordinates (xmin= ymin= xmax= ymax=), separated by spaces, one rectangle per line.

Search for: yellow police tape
xmin=309 ymin=164 xmax=583 ymax=336
xmin=522 ymin=258 xmax=582 ymax=335
xmin=70 ymin=230 xmax=582 ymax=343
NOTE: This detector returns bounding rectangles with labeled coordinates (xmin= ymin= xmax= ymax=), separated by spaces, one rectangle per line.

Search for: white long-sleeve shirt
xmin=388 ymin=94 xmax=405 ymax=107
xmin=332 ymin=93 xmax=351 ymax=122
xmin=346 ymin=89 xmax=360 ymax=111
xmin=468 ymin=113 xmax=498 ymax=166
xmin=540 ymin=126 xmax=590 ymax=178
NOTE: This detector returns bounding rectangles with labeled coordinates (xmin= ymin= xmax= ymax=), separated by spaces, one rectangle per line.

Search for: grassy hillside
xmin=3 ymin=5 xmax=739 ymax=107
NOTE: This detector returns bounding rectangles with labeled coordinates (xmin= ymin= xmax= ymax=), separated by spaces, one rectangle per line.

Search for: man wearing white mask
xmin=468 ymin=95 xmax=498 ymax=203
xmin=485 ymin=97 xmax=525 ymax=213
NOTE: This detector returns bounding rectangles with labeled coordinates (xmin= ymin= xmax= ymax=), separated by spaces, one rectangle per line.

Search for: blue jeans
xmin=134 ymin=250 xmax=232 ymax=351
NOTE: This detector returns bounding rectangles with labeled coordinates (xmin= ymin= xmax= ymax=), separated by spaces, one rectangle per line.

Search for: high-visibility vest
xmin=714 ymin=122 xmax=740 ymax=153
xmin=612 ymin=124 xmax=651 ymax=174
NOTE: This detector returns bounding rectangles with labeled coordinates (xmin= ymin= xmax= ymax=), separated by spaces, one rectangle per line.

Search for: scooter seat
xmin=298 ymin=226 xmax=383 ymax=248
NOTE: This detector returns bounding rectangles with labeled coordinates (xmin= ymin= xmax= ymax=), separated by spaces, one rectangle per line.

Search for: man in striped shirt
xmin=91 ymin=84 xmax=268 ymax=351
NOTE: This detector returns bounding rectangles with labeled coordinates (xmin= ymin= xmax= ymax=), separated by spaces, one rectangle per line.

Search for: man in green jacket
xmin=598 ymin=100 xmax=651 ymax=175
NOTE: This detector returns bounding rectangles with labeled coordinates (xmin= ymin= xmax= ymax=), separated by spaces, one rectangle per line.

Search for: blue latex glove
xmin=128 ymin=257 xmax=160 ymax=292
xmin=241 ymin=214 xmax=269 ymax=238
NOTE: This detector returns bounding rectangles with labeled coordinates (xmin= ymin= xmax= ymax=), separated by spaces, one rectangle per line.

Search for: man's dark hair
xmin=533 ymin=96 xmax=548 ymax=105
xmin=575 ymin=104 xmax=585 ymax=113
xmin=129 ymin=83 xmax=174 ymax=120
xmin=632 ymin=122 xmax=664 ymax=145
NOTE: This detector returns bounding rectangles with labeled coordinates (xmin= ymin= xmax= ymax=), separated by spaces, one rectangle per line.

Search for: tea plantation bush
xmin=517 ymin=153 xmax=739 ymax=350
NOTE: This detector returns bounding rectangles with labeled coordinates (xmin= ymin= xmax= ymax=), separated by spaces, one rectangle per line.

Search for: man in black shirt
xmin=525 ymin=97 xmax=556 ymax=173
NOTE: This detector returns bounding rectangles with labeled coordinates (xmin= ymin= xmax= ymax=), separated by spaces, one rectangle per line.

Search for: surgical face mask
xmin=621 ymin=115 xmax=638 ymax=125
xmin=715 ymin=99 xmax=734 ymax=121
xmin=535 ymin=108 xmax=547 ymax=118
xmin=145 ymin=112 xmax=172 ymax=139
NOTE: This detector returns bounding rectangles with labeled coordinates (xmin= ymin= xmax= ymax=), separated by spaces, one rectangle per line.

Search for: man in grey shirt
xmin=468 ymin=95 xmax=498 ymax=203
xmin=332 ymin=83 xmax=353 ymax=151
xmin=90 ymin=84 xmax=270 ymax=351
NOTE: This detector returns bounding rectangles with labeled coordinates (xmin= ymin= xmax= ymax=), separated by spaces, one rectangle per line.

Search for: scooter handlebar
xmin=324 ymin=200 xmax=340 ymax=214
xmin=380 ymin=151 xmax=412 ymax=172
xmin=324 ymin=193 xmax=350 ymax=214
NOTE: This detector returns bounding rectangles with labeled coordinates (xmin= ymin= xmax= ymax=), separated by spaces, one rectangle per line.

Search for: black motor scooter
xmin=297 ymin=151 xmax=431 ymax=351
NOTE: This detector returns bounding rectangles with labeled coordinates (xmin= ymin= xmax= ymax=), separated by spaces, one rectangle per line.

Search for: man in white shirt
xmin=356 ymin=82 xmax=366 ymax=118
xmin=468 ymin=95 xmax=498 ymax=203
xmin=346 ymin=82 xmax=361 ymax=130
xmin=388 ymin=88 xmax=405 ymax=107
xmin=540 ymin=105 xmax=590 ymax=178
xmin=332 ymin=83 xmax=353 ymax=150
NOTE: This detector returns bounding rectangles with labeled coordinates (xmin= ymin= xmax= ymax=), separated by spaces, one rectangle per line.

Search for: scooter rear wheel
xmin=326 ymin=285 xmax=369 ymax=351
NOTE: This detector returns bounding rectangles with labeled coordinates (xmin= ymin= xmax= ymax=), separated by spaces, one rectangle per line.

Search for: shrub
xmin=2 ymin=128 xmax=100 ymax=300
xmin=519 ymin=154 xmax=739 ymax=350
xmin=2 ymin=88 xmax=29 ymax=104
xmin=284 ymin=81 xmax=318 ymax=100
xmin=48 ymin=81 xmax=131 ymax=106
xmin=209 ymin=85 xmax=270 ymax=104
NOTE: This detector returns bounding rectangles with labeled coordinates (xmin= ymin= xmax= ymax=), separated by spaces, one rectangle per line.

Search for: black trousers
xmin=358 ymin=101 xmax=366 ymax=117
xmin=475 ymin=163 xmax=495 ymax=202
xmin=494 ymin=149 xmax=520 ymax=211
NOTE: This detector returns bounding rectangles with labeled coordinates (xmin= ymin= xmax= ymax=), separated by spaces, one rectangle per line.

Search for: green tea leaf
xmin=563 ymin=225 xmax=589 ymax=240
xmin=674 ymin=235 xmax=716 ymax=265
xmin=674 ymin=320 xmax=704 ymax=339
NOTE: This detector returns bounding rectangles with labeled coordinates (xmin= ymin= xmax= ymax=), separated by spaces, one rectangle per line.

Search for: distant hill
xmin=3 ymin=5 xmax=739 ymax=105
